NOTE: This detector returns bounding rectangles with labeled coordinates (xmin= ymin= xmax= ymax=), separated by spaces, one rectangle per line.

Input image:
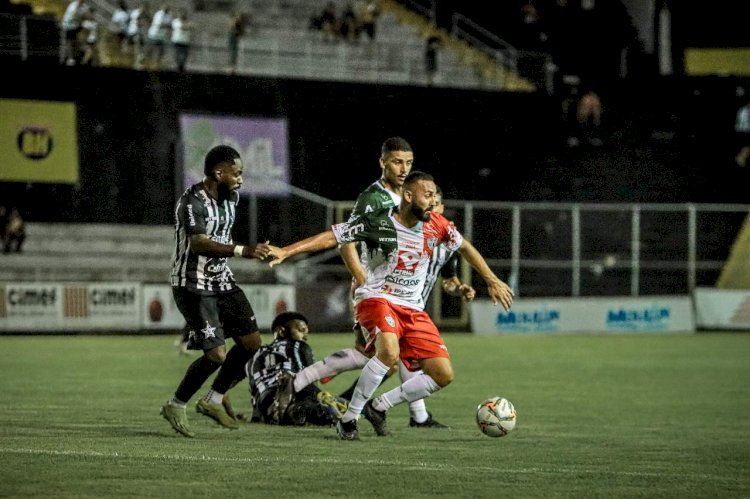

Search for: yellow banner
xmin=0 ymin=99 xmax=79 ymax=183
xmin=685 ymin=48 xmax=750 ymax=76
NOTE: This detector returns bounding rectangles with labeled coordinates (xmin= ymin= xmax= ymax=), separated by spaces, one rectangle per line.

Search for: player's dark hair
xmin=435 ymin=185 xmax=443 ymax=197
xmin=403 ymin=170 xmax=434 ymax=190
xmin=381 ymin=137 xmax=412 ymax=158
xmin=271 ymin=311 xmax=308 ymax=334
xmin=204 ymin=145 xmax=240 ymax=176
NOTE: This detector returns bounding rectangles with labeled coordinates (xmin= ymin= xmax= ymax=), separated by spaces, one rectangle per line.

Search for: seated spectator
xmin=735 ymin=98 xmax=750 ymax=167
xmin=2 ymin=206 xmax=25 ymax=253
xmin=245 ymin=311 xmax=346 ymax=426
xmin=577 ymin=88 xmax=603 ymax=146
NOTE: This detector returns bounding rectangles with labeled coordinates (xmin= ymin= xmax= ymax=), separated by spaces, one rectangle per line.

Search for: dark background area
xmin=1 ymin=61 xmax=748 ymax=228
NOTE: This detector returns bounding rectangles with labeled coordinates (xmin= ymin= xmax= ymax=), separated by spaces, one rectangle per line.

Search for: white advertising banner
xmin=0 ymin=282 xmax=141 ymax=331
xmin=470 ymin=296 xmax=695 ymax=334
xmin=693 ymin=288 xmax=750 ymax=330
xmin=0 ymin=283 xmax=62 ymax=329
xmin=1 ymin=282 xmax=297 ymax=332
xmin=141 ymin=284 xmax=296 ymax=330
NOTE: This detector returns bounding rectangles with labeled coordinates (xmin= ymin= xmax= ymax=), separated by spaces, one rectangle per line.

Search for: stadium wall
xmin=1 ymin=62 xmax=552 ymax=226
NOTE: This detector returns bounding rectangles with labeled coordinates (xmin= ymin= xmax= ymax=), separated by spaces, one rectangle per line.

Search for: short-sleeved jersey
xmin=349 ymin=180 xmax=402 ymax=268
xmin=350 ymin=179 xmax=401 ymax=218
xmin=332 ymin=208 xmax=464 ymax=310
xmin=170 ymin=182 xmax=239 ymax=292
xmin=248 ymin=338 xmax=314 ymax=406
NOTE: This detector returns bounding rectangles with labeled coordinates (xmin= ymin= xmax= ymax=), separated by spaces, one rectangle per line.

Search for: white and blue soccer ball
xmin=476 ymin=396 xmax=516 ymax=438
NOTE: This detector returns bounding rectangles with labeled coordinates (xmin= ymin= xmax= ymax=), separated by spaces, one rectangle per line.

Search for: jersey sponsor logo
xmin=187 ymin=204 xmax=196 ymax=226
xmin=387 ymin=275 xmax=421 ymax=287
xmin=342 ymin=223 xmax=365 ymax=239
xmin=206 ymin=262 xmax=227 ymax=273
xmin=397 ymin=249 xmax=421 ymax=271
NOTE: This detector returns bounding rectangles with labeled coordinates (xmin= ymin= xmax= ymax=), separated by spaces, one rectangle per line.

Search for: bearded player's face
xmin=216 ymin=160 xmax=244 ymax=197
xmin=408 ymin=179 xmax=436 ymax=222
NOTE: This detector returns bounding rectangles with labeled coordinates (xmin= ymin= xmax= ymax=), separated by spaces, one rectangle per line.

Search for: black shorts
xmin=172 ymin=287 xmax=259 ymax=351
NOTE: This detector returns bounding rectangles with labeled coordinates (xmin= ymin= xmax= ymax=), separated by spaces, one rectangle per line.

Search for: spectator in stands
xmin=79 ymin=16 xmax=99 ymax=66
xmin=126 ymin=1 xmax=150 ymax=69
xmin=339 ymin=3 xmax=359 ymax=43
xmin=576 ymin=88 xmax=603 ymax=146
xmin=2 ymin=206 xmax=25 ymax=253
xmin=146 ymin=2 xmax=172 ymax=69
xmin=424 ymin=35 xmax=441 ymax=86
xmin=228 ymin=11 xmax=250 ymax=74
xmin=318 ymin=1 xmax=338 ymax=43
xmin=358 ymin=0 xmax=379 ymax=42
xmin=60 ymin=0 xmax=91 ymax=65
xmin=735 ymin=98 xmax=750 ymax=167
xmin=108 ymin=0 xmax=130 ymax=56
xmin=170 ymin=9 xmax=191 ymax=72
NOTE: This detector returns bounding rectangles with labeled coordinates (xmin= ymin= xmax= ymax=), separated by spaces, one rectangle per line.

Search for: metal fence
xmin=273 ymin=195 xmax=749 ymax=327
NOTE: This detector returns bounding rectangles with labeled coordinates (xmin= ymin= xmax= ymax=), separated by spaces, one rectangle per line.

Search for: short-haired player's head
xmin=379 ymin=137 xmax=414 ymax=190
xmin=271 ymin=311 xmax=309 ymax=342
xmin=380 ymin=137 xmax=412 ymax=158
xmin=204 ymin=145 xmax=241 ymax=177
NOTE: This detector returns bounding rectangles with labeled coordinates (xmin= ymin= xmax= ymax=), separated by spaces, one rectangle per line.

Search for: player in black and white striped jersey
xmin=160 ymin=145 xmax=280 ymax=438
xmin=420 ymin=186 xmax=476 ymax=308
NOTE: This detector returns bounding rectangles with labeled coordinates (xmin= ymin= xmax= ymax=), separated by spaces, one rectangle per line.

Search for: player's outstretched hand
xmin=266 ymin=247 xmax=289 ymax=267
xmin=459 ymin=284 xmax=476 ymax=302
xmin=244 ymin=241 xmax=277 ymax=259
xmin=486 ymin=278 xmax=514 ymax=311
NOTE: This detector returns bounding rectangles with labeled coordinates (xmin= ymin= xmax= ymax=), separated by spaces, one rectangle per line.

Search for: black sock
xmin=211 ymin=345 xmax=253 ymax=394
xmin=174 ymin=355 xmax=222 ymax=403
xmin=338 ymin=371 xmax=393 ymax=402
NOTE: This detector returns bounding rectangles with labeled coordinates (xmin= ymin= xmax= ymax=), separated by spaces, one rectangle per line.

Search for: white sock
xmin=341 ymin=356 xmax=390 ymax=423
xmin=398 ymin=361 xmax=429 ymax=423
xmin=169 ymin=397 xmax=186 ymax=408
xmin=203 ymin=388 xmax=224 ymax=405
xmin=293 ymin=347 xmax=368 ymax=392
xmin=372 ymin=373 xmax=440 ymax=412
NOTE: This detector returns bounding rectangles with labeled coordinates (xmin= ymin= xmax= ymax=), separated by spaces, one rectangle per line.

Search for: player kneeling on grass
xmin=246 ymin=311 xmax=347 ymax=426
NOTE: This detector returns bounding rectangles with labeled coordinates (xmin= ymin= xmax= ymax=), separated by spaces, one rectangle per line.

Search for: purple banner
xmin=179 ymin=114 xmax=289 ymax=196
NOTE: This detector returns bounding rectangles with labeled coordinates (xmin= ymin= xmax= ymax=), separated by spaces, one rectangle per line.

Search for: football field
xmin=1 ymin=332 xmax=749 ymax=497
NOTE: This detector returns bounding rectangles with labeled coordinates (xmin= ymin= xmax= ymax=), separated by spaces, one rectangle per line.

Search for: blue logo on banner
xmin=606 ymin=306 xmax=670 ymax=331
xmin=496 ymin=309 xmax=560 ymax=332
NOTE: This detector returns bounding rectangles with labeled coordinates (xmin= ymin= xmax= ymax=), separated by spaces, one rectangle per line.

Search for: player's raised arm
xmin=457 ymin=239 xmax=513 ymax=311
xmin=267 ymin=230 xmax=338 ymax=267
xmin=188 ymin=234 xmax=276 ymax=259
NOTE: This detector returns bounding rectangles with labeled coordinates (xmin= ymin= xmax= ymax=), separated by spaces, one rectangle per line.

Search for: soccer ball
xmin=476 ymin=396 xmax=516 ymax=438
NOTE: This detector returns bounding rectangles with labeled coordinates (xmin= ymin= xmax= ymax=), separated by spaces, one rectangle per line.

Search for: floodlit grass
xmin=1 ymin=332 xmax=749 ymax=498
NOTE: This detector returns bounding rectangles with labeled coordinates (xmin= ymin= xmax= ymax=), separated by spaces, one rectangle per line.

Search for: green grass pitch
xmin=1 ymin=332 xmax=749 ymax=497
